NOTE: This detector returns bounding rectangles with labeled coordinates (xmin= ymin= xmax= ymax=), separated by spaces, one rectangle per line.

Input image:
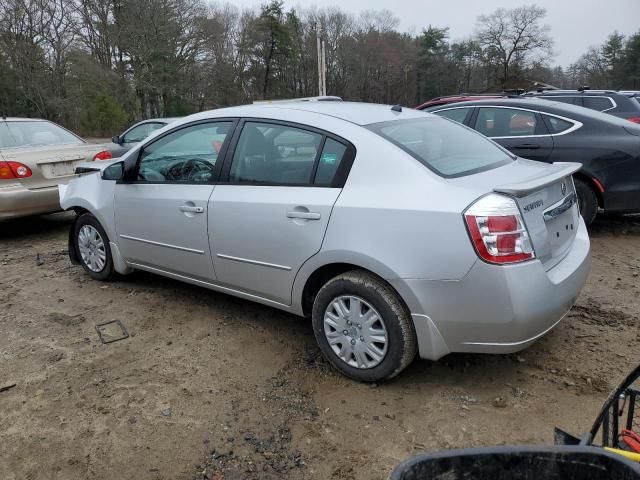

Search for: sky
xmin=229 ymin=0 xmax=640 ymax=66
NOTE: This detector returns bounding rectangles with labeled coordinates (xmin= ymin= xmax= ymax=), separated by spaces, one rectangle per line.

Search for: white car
xmin=59 ymin=102 xmax=590 ymax=381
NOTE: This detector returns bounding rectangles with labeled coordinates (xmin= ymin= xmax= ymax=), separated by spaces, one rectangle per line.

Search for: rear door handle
xmin=179 ymin=205 xmax=204 ymax=213
xmin=513 ymin=144 xmax=541 ymax=149
xmin=286 ymin=211 xmax=321 ymax=220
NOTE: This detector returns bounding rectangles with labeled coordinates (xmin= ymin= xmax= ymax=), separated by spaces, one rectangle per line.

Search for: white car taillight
xmin=464 ymin=194 xmax=535 ymax=264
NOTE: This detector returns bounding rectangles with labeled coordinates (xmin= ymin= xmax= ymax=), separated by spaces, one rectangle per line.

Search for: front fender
xmin=59 ymin=173 xmax=117 ymax=245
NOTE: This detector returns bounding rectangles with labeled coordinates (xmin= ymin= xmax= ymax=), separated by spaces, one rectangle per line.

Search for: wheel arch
xmin=296 ymin=254 xmax=408 ymax=318
xmin=64 ymin=204 xmax=131 ymax=275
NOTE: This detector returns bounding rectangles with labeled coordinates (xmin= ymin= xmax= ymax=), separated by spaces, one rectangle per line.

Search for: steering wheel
xmin=165 ymin=158 xmax=212 ymax=181
xmin=182 ymin=158 xmax=213 ymax=181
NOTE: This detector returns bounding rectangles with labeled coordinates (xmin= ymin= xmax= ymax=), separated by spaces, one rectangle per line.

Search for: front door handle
xmin=513 ymin=144 xmax=541 ymax=149
xmin=179 ymin=205 xmax=204 ymax=213
xmin=287 ymin=211 xmax=321 ymax=220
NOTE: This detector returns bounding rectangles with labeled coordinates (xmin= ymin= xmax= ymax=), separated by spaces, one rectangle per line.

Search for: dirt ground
xmin=1 ymin=212 xmax=639 ymax=480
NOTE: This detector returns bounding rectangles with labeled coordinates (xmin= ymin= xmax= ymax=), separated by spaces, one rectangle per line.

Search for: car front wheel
xmin=312 ymin=270 xmax=417 ymax=382
xmin=74 ymin=213 xmax=114 ymax=281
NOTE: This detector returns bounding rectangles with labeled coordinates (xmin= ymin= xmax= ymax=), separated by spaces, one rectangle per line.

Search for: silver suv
xmin=60 ymin=102 xmax=590 ymax=382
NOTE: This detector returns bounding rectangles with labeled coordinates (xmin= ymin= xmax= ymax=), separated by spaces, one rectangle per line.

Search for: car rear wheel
xmin=74 ymin=213 xmax=114 ymax=281
xmin=312 ymin=270 xmax=417 ymax=382
xmin=574 ymin=178 xmax=598 ymax=226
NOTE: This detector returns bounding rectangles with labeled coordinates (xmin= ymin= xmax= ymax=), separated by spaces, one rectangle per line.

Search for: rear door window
xmin=475 ymin=108 xmax=537 ymax=137
xmin=229 ymin=122 xmax=322 ymax=185
xmin=367 ymin=117 xmax=512 ymax=177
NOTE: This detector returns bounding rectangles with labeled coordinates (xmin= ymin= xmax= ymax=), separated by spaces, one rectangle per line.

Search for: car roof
xmin=528 ymin=90 xmax=625 ymax=96
xmin=136 ymin=117 xmax=180 ymax=124
xmin=1 ymin=117 xmax=47 ymax=122
xmin=192 ymin=102 xmax=427 ymax=126
xmin=429 ymin=98 xmax=563 ymax=110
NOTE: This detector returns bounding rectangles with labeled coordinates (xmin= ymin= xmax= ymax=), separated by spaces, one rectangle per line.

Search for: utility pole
xmin=316 ymin=25 xmax=326 ymax=96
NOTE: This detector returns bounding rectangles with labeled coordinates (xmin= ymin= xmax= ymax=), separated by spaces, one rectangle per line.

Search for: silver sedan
xmin=59 ymin=102 xmax=590 ymax=382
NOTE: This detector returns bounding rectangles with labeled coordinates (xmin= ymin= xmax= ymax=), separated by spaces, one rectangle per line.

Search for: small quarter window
xmin=229 ymin=122 xmax=322 ymax=185
xmin=314 ymin=138 xmax=347 ymax=185
xmin=583 ymin=97 xmax=615 ymax=112
xmin=545 ymin=116 xmax=574 ymax=134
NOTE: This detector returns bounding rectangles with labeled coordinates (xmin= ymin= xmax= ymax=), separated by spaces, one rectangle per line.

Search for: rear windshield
xmin=0 ymin=121 xmax=83 ymax=148
xmin=367 ymin=116 xmax=513 ymax=177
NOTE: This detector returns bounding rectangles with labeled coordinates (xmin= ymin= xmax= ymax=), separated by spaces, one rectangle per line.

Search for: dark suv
xmin=525 ymin=89 xmax=640 ymax=124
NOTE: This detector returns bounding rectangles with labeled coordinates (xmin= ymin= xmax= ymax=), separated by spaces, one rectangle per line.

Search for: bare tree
xmin=476 ymin=5 xmax=553 ymax=88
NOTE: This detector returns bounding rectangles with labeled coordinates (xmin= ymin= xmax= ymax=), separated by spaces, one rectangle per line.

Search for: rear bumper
xmin=0 ymin=184 xmax=61 ymax=220
xmin=391 ymin=218 xmax=591 ymax=360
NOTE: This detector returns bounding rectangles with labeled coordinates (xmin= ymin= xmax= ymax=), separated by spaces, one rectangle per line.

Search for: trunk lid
xmin=1 ymin=143 xmax=103 ymax=189
xmin=497 ymin=162 xmax=581 ymax=270
xmin=451 ymin=159 xmax=582 ymax=270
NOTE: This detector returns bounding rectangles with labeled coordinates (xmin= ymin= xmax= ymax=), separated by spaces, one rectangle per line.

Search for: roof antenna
xmin=391 ymin=104 xmax=402 ymax=112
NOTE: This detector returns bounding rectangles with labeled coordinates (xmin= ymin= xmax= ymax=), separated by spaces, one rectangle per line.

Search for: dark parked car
xmin=524 ymin=90 xmax=640 ymax=124
xmin=104 ymin=118 xmax=180 ymax=158
xmin=425 ymin=98 xmax=640 ymax=224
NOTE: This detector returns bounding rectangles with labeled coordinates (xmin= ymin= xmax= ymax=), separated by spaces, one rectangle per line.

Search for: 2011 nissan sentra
xmin=59 ymin=101 xmax=591 ymax=382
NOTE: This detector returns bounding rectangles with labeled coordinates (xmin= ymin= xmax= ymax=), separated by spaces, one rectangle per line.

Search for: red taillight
xmin=0 ymin=161 xmax=32 ymax=180
xmin=627 ymin=117 xmax=640 ymax=124
xmin=464 ymin=194 xmax=535 ymax=264
xmin=93 ymin=150 xmax=113 ymax=161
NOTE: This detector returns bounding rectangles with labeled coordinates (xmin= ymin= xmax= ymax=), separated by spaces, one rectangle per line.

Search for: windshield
xmin=0 ymin=121 xmax=84 ymax=148
xmin=367 ymin=116 xmax=513 ymax=177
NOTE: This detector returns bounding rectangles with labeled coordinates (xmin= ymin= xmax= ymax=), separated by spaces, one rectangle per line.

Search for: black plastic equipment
xmin=390 ymin=445 xmax=640 ymax=480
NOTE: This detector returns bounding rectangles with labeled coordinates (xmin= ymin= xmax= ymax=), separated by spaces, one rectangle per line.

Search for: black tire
xmin=73 ymin=213 xmax=114 ymax=281
xmin=574 ymin=178 xmax=598 ymax=225
xmin=312 ymin=270 xmax=417 ymax=382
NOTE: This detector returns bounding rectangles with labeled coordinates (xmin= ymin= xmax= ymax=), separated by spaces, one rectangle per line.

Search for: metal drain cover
xmin=95 ymin=320 xmax=129 ymax=344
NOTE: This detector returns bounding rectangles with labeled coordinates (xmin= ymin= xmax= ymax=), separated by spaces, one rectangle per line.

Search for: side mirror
xmin=112 ymin=135 xmax=121 ymax=145
xmin=101 ymin=161 xmax=124 ymax=181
